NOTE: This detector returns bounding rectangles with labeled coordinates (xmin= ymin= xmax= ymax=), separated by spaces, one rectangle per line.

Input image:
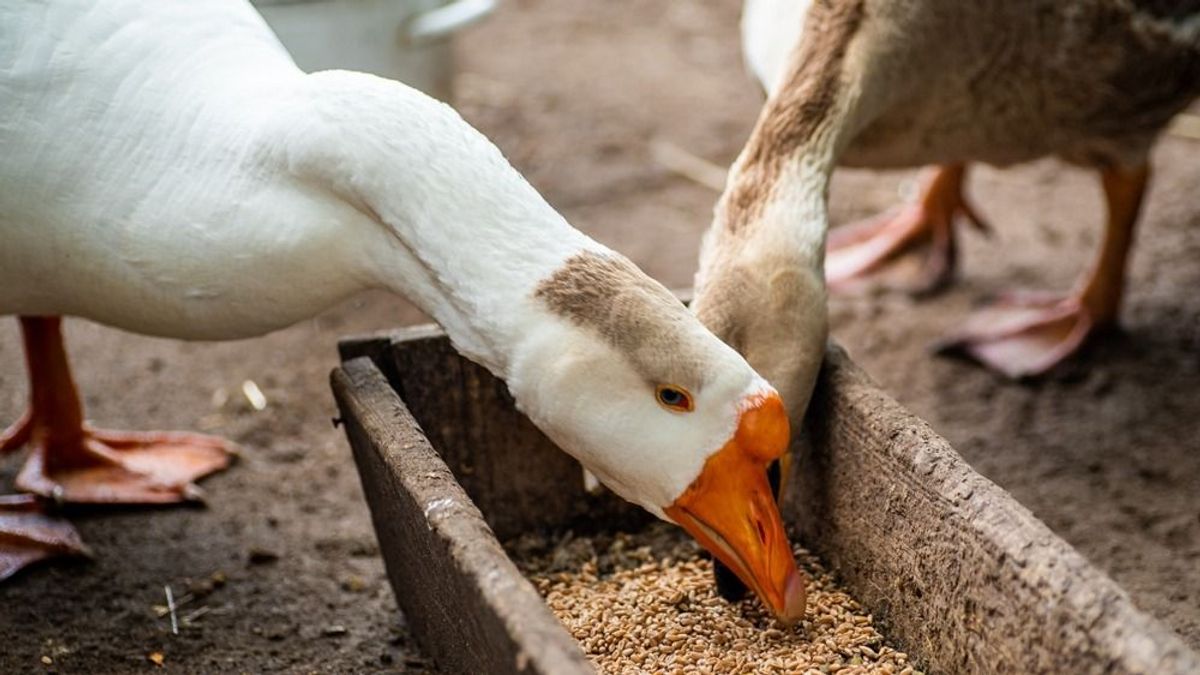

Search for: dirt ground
xmin=2 ymin=0 xmax=1197 ymax=672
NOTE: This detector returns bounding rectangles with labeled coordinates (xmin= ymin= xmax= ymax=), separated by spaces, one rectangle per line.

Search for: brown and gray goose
xmin=693 ymin=0 xmax=1200 ymax=604
xmin=692 ymin=0 xmax=1200 ymax=403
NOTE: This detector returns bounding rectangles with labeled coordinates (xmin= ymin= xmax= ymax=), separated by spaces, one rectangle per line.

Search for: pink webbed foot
xmin=11 ymin=425 xmax=235 ymax=505
xmin=0 ymin=409 xmax=32 ymax=454
xmin=826 ymin=164 xmax=988 ymax=295
xmin=933 ymin=164 xmax=1150 ymax=379
xmin=934 ymin=292 xmax=1099 ymax=379
xmin=0 ymin=494 xmax=90 ymax=582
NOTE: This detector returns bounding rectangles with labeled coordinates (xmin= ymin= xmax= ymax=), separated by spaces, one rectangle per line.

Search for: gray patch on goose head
xmin=534 ymin=251 xmax=709 ymax=389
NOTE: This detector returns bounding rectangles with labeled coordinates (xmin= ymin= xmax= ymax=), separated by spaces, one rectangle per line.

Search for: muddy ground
xmin=2 ymin=0 xmax=1197 ymax=672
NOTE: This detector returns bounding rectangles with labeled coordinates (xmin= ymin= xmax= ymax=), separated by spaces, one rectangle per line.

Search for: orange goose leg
xmin=825 ymin=163 xmax=989 ymax=294
xmin=1 ymin=317 xmax=235 ymax=578
xmin=936 ymin=165 xmax=1148 ymax=378
xmin=3 ymin=316 xmax=234 ymax=503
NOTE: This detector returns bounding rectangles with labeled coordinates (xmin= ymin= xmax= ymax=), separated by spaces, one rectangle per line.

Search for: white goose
xmin=0 ymin=0 xmax=806 ymax=622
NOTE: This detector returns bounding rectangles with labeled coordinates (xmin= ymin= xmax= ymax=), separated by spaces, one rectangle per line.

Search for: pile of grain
xmin=509 ymin=523 xmax=917 ymax=674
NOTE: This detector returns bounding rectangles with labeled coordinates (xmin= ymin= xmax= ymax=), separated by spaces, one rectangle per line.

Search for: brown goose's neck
xmin=716 ymin=0 xmax=879 ymax=255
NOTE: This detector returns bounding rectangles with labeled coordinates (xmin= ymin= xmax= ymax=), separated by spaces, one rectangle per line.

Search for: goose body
xmin=0 ymin=0 xmax=807 ymax=622
xmin=742 ymin=0 xmax=1200 ymax=170
xmin=1 ymin=0 xmax=588 ymax=353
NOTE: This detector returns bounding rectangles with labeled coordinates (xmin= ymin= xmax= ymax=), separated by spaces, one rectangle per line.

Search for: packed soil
xmin=1 ymin=0 xmax=1197 ymax=672
xmin=509 ymin=523 xmax=915 ymax=674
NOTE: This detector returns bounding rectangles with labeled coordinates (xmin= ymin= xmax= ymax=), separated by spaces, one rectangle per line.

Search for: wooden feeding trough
xmin=332 ymin=324 xmax=1200 ymax=674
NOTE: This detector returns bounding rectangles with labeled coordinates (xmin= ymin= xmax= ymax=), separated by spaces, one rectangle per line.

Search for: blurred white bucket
xmin=252 ymin=0 xmax=494 ymax=102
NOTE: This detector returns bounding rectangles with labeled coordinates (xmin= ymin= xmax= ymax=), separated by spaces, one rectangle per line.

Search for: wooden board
xmin=336 ymin=327 xmax=1200 ymax=675
xmin=789 ymin=345 xmax=1200 ymax=674
xmin=331 ymin=357 xmax=593 ymax=675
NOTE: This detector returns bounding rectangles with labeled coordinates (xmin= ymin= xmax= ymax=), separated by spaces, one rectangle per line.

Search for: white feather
xmin=741 ymin=0 xmax=811 ymax=95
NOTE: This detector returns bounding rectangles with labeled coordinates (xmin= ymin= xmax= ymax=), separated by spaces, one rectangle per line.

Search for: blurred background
xmin=2 ymin=0 xmax=1198 ymax=671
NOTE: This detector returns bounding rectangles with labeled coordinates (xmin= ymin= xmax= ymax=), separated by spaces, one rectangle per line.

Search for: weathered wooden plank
xmin=331 ymin=357 xmax=593 ymax=675
xmin=336 ymin=329 xmax=398 ymax=365
xmin=790 ymin=344 xmax=1200 ymax=674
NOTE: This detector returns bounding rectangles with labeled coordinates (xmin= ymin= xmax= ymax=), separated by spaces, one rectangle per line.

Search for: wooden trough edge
xmin=792 ymin=345 xmax=1199 ymax=674
xmin=331 ymin=356 xmax=594 ymax=675
xmin=336 ymin=326 xmax=1200 ymax=675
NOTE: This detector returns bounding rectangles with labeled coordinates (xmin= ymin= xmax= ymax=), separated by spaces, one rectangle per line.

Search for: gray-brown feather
xmin=835 ymin=0 xmax=1200 ymax=170
xmin=534 ymin=251 xmax=710 ymax=389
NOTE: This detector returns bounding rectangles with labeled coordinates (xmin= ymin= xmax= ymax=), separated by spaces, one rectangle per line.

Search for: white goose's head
xmin=508 ymin=250 xmax=806 ymax=624
xmin=286 ymin=71 xmax=805 ymax=621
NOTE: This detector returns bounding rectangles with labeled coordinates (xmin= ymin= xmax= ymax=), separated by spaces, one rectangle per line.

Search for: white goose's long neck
xmin=285 ymin=71 xmax=600 ymax=377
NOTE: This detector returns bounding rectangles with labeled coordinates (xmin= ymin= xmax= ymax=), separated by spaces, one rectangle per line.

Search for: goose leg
xmin=0 ymin=364 xmax=87 ymax=580
xmin=825 ymin=163 xmax=988 ymax=294
xmin=936 ymin=165 xmax=1147 ymax=378
xmin=0 ymin=494 xmax=90 ymax=582
xmin=3 ymin=316 xmax=234 ymax=504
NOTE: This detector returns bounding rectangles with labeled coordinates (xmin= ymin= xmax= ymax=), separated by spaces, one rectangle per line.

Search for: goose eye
xmin=655 ymin=385 xmax=694 ymax=412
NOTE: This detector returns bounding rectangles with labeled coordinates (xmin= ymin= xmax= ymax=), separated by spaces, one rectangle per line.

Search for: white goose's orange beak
xmin=664 ymin=391 xmax=806 ymax=625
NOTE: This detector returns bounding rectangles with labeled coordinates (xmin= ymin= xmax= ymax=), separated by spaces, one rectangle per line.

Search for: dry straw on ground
xmin=509 ymin=523 xmax=918 ymax=675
